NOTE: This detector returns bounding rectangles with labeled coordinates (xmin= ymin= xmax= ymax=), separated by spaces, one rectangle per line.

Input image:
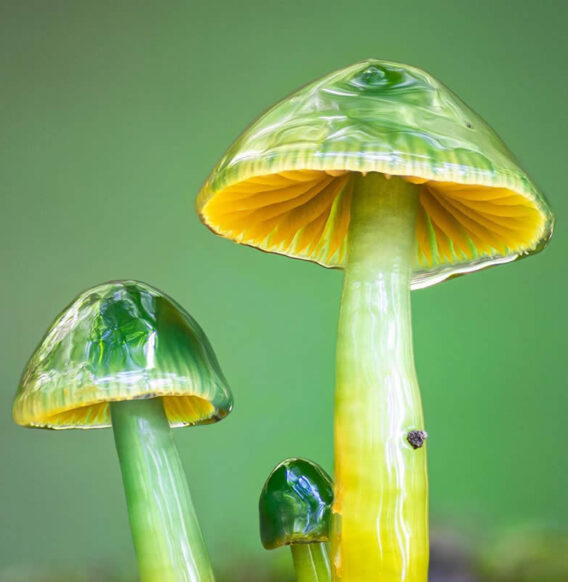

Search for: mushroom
xmin=13 ymin=280 xmax=232 ymax=582
xmin=196 ymin=60 xmax=554 ymax=581
xmin=259 ymin=458 xmax=333 ymax=582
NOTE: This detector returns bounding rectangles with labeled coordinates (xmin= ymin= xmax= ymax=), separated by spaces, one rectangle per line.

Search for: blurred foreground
xmin=2 ymin=528 xmax=566 ymax=582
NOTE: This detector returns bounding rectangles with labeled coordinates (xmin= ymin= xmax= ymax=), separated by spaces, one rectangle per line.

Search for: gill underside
xmin=201 ymin=170 xmax=544 ymax=271
xmin=29 ymin=394 xmax=215 ymax=429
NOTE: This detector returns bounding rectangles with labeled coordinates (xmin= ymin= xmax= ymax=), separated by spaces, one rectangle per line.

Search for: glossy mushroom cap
xmin=259 ymin=458 xmax=333 ymax=550
xmin=13 ymin=281 xmax=232 ymax=429
xmin=197 ymin=59 xmax=553 ymax=288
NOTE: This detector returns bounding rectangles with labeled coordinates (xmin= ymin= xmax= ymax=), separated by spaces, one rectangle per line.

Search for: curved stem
xmin=332 ymin=173 xmax=428 ymax=581
xmin=111 ymin=398 xmax=214 ymax=582
xmin=291 ymin=543 xmax=331 ymax=582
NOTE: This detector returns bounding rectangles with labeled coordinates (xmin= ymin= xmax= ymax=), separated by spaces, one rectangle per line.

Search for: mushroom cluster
xmin=196 ymin=60 xmax=553 ymax=581
xmin=13 ymin=59 xmax=554 ymax=582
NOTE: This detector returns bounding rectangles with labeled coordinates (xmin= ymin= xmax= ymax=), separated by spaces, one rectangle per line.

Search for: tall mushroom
xmin=259 ymin=457 xmax=333 ymax=582
xmin=195 ymin=60 xmax=554 ymax=581
xmin=13 ymin=280 xmax=232 ymax=582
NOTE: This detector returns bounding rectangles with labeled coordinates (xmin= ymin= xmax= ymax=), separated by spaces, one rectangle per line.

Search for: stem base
xmin=291 ymin=543 xmax=331 ymax=582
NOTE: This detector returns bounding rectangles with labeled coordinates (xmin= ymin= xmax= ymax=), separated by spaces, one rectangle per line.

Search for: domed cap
xmin=13 ymin=281 xmax=232 ymax=429
xmin=197 ymin=59 xmax=553 ymax=288
xmin=259 ymin=458 xmax=333 ymax=550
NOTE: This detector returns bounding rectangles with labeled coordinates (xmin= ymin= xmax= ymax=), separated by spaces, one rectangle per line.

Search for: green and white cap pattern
xmin=13 ymin=281 xmax=232 ymax=429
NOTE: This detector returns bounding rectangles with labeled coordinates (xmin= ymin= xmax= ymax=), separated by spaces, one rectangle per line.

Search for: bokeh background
xmin=1 ymin=1 xmax=567 ymax=580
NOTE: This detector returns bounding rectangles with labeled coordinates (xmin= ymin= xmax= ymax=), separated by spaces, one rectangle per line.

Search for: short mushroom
xmin=259 ymin=458 xmax=333 ymax=582
xmin=13 ymin=280 xmax=232 ymax=582
xmin=196 ymin=60 xmax=554 ymax=581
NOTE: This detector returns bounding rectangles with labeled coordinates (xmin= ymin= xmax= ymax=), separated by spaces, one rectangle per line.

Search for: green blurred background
xmin=1 ymin=0 xmax=566 ymax=580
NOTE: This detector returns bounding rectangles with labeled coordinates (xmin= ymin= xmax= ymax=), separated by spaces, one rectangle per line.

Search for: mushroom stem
xmin=111 ymin=398 xmax=215 ymax=582
xmin=332 ymin=173 xmax=428 ymax=581
xmin=291 ymin=543 xmax=331 ymax=582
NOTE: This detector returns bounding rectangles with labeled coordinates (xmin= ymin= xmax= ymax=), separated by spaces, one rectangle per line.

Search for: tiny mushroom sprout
xmin=13 ymin=280 xmax=232 ymax=582
xmin=196 ymin=59 xmax=554 ymax=582
xmin=259 ymin=458 xmax=333 ymax=582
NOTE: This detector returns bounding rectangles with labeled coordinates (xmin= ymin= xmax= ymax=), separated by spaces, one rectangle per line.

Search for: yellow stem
xmin=332 ymin=173 xmax=428 ymax=581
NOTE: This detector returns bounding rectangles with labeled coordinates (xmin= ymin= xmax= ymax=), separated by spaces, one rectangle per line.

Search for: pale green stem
xmin=291 ymin=543 xmax=331 ymax=582
xmin=111 ymin=398 xmax=214 ymax=582
xmin=332 ymin=173 xmax=428 ymax=581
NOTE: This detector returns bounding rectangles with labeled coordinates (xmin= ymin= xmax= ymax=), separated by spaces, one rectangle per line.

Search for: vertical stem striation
xmin=111 ymin=398 xmax=214 ymax=582
xmin=332 ymin=173 xmax=428 ymax=581
xmin=291 ymin=543 xmax=331 ymax=582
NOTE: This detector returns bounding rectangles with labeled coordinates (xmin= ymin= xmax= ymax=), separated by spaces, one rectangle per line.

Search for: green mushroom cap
xmin=197 ymin=59 xmax=553 ymax=289
xmin=13 ymin=280 xmax=232 ymax=429
xmin=259 ymin=458 xmax=333 ymax=550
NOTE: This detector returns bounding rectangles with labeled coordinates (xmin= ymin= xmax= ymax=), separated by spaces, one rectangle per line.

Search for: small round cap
xmin=259 ymin=458 xmax=333 ymax=550
xmin=13 ymin=280 xmax=232 ymax=429
xmin=197 ymin=59 xmax=553 ymax=289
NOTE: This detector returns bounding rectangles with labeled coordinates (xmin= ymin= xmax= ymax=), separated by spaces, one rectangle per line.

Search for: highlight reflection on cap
xmin=13 ymin=281 xmax=232 ymax=429
xmin=259 ymin=458 xmax=333 ymax=550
